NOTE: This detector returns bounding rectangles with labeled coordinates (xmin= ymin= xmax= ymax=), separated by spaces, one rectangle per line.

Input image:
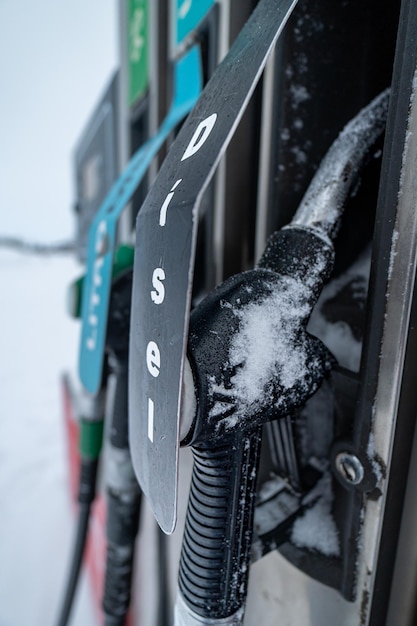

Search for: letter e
xmin=146 ymin=341 xmax=161 ymax=377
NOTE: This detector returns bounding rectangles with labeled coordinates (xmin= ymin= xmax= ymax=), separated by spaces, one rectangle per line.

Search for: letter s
xmin=151 ymin=268 xmax=166 ymax=304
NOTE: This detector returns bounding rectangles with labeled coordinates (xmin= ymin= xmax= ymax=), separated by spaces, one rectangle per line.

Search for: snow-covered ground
xmin=0 ymin=249 xmax=94 ymax=626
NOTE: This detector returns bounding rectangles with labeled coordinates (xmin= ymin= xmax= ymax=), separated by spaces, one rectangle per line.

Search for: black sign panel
xmin=129 ymin=0 xmax=298 ymax=533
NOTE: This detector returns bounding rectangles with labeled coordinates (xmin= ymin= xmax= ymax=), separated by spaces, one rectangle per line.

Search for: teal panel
xmin=175 ymin=0 xmax=215 ymax=44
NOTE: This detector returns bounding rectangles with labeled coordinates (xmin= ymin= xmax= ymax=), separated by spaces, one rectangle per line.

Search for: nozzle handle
xmin=178 ymin=430 xmax=261 ymax=623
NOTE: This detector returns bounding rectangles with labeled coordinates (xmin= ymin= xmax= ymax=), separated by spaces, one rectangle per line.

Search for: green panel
xmin=79 ymin=418 xmax=104 ymax=460
xmin=128 ymin=0 xmax=149 ymax=107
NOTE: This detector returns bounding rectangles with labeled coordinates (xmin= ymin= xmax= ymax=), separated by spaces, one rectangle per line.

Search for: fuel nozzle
xmin=177 ymin=227 xmax=334 ymax=625
xmin=176 ymin=89 xmax=390 ymax=626
xmin=185 ymin=227 xmax=335 ymax=448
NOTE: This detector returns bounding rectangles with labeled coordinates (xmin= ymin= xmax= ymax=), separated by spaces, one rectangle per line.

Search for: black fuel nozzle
xmin=177 ymin=227 xmax=335 ymax=624
xmin=176 ymin=89 xmax=390 ymax=625
xmin=184 ymin=227 xmax=335 ymax=448
xmin=101 ymin=269 xmax=142 ymax=626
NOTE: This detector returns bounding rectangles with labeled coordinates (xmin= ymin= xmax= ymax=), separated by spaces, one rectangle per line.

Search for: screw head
xmin=335 ymin=452 xmax=364 ymax=486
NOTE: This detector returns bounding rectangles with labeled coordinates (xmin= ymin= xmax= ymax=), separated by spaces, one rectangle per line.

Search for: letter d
xmin=181 ymin=113 xmax=217 ymax=161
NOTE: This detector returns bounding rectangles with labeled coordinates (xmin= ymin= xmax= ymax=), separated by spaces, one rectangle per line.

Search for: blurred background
xmin=0 ymin=2 xmax=117 ymax=624
xmin=0 ymin=0 xmax=117 ymax=242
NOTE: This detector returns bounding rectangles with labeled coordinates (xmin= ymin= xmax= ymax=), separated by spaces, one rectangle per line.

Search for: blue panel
xmin=79 ymin=46 xmax=202 ymax=394
xmin=176 ymin=0 xmax=215 ymax=44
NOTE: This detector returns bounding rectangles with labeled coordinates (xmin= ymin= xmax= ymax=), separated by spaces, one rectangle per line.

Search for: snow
xmin=398 ymin=68 xmax=417 ymax=196
xmin=290 ymin=145 xmax=308 ymax=165
xmin=204 ymin=239 xmax=333 ymax=433
xmin=0 ymin=249 xmax=94 ymax=626
xmin=290 ymin=473 xmax=340 ymax=557
xmin=366 ymin=432 xmax=384 ymax=485
xmin=388 ymin=229 xmax=399 ymax=282
xmin=308 ymin=246 xmax=371 ymax=371
xmin=229 ymin=277 xmax=310 ymax=407
xmin=289 ymin=84 xmax=311 ymax=108
xmin=280 ymin=128 xmax=290 ymax=141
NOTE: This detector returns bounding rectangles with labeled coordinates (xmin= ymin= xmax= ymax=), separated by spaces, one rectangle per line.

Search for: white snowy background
xmin=0 ymin=2 xmax=117 ymax=624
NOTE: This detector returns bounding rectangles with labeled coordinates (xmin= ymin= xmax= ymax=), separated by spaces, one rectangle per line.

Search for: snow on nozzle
xmin=183 ymin=227 xmax=334 ymax=447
